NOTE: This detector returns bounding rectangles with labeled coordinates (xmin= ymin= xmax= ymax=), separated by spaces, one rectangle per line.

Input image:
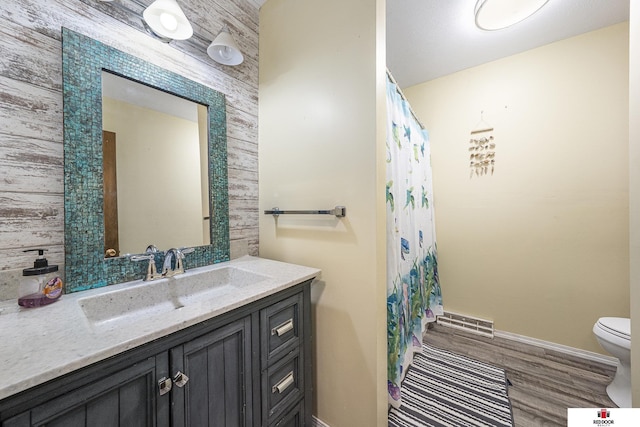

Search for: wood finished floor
xmin=422 ymin=324 xmax=617 ymax=426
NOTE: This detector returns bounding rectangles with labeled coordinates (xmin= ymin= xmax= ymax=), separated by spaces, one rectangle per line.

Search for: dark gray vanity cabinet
xmin=0 ymin=280 xmax=312 ymax=427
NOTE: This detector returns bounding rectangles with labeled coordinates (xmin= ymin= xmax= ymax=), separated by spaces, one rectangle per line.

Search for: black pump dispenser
xmin=22 ymin=249 xmax=58 ymax=276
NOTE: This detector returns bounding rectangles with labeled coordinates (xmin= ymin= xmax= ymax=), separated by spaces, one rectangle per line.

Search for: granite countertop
xmin=0 ymin=256 xmax=320 ymax=401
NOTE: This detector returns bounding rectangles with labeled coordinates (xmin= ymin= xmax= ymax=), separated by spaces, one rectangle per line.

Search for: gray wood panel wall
xmin=0 ymin=0 xmax=260 ymax=279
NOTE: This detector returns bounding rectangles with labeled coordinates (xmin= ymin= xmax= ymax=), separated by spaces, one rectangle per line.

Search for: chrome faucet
xmin=162 ymin=247 xmax=194 ymax=277
xmin=130 ymin=253 xmax=163 ymax=281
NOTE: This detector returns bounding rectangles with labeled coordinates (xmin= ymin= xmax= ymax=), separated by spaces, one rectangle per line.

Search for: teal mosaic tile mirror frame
xmin=62 ymin=28 xmax=229 ymax=293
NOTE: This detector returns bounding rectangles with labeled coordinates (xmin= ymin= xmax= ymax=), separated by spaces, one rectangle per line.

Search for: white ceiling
xmin=387 ymin=0 xmax=630 ymax=88
xmin=254 ymin=1 xmax=628 ymax=88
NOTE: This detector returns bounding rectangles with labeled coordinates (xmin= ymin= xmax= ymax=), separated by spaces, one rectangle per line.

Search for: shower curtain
xmin=386 ymin=72 xmax=443 ymax=408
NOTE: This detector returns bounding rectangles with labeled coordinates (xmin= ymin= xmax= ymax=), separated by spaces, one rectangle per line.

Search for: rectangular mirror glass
xmin=102 ymin=72 xmax=211 ymax=257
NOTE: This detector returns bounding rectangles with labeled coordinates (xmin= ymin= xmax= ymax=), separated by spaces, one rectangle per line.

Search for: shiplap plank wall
xmin=0 ymin=0 xmax=260 ymax=278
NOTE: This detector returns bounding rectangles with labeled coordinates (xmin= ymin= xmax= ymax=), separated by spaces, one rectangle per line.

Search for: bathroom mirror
xmin=62 ymin=28 xmax=229 ymax=293
xmin=102 ymin=72 xmax=211 ymax=256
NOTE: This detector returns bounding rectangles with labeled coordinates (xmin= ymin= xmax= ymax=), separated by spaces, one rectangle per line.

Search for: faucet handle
xmin=179 ymin=247 xmax=195 ymax=255
xmin=131 ymin=254 xmax=162 ymax=281
xmin=130 ymin=254 xmax=154 ymax=262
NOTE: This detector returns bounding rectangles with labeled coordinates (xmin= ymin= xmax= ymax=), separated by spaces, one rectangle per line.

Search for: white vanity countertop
xmin=0 ymin=256 xmax=320 ymax=401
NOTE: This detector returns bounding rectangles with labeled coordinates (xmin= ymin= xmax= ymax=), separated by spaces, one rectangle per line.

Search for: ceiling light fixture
xmin=207 ymin=25 xmax=244 ymax=66
xmin=142 ymin=0 xmax=193 ymax=41
xmin=474 ymin=0 xmax=549 ymax=31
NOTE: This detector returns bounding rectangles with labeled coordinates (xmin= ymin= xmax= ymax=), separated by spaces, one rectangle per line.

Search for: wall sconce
xmin=142 ymin=0 xmax=193 ymax=41
xmin=474 ymin=0 xmax=549 ymax=31
xmin=97 ymin=0 xmax=243 ymax=65
xmin=207 ymin=25 xmax=244 ymax=66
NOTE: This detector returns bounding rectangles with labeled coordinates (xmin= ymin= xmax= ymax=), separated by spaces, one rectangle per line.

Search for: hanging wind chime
xmin=469 ymin=112 xmax=496 ymax=178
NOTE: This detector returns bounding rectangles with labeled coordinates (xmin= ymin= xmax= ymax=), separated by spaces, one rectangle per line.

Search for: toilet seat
xmin=597 ymin=317 xmax=630 ymax=341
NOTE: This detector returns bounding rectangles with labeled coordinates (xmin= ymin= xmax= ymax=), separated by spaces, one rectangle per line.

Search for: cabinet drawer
xmin=270 ymin=400 xmax=304 ymax=427
xmin=262 ymin=349 xmax=303 ymax=423
xmin=260 ymin=292 xmax=303 ymax=367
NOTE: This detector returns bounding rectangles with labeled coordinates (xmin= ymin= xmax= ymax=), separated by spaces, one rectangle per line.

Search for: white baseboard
xmin=312 ymin=415 xmax=331 ymax=427
xmin=494 ymin=329 xmax=618 ymax=367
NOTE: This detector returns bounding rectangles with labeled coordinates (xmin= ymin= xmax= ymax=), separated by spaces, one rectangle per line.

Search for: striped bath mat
xmin=388 ymin=343 xmax=514 ymax=427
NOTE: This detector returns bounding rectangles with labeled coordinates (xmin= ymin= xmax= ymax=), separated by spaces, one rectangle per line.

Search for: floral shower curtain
xmin=386 ymin=72 xmax=443 ymax=408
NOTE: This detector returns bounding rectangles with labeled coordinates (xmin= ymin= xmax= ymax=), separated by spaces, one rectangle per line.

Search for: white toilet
xmin=592 ymin=317 xmax=631 ymax=408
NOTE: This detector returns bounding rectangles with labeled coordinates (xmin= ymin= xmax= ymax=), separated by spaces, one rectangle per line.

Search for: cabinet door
xmin=2 ymin=356 xmax=159 ymax=427
xmin=170 ymin=316 xmax=252 ymax=427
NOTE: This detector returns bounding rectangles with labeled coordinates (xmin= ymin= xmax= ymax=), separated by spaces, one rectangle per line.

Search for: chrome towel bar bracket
xmin=264 ymin=206 xmax=346 ymax=218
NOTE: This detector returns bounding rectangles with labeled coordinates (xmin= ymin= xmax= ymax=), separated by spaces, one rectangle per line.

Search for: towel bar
xmin=264 ymin=206 xmax=346 ymax=218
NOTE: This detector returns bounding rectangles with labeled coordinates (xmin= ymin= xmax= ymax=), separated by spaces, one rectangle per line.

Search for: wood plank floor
xmin=422 ymin=323 xmax=617 ymax=426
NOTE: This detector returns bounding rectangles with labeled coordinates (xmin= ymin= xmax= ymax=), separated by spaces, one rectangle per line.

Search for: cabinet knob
xmin=158 ymin=377 xmax=173 ymax=396
xmin=173 ymin=371 xmax=189 ymax=388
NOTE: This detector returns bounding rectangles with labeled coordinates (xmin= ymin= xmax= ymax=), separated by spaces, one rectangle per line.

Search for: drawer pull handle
xmin=271 ymin=319 xmax=294 ymax=337
xmin=173 ymin=371 xmax=189 ymax=388
xmin=158 ymin=377 xmax=172 ymax=396
xmin=272 ymin=371 xmax=294 ymax=394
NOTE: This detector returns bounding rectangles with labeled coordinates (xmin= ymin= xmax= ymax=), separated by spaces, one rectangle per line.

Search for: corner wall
xmin=404 ymin=23 xmax=630 ymax=354
xmin=258 ymin=0 xmax=387 ymax=425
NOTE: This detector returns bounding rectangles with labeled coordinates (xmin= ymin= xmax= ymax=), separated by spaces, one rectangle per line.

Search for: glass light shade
xmin=207 ymin=28 xmax=244 ymax=66
xmin=474 ymin=0 xmax=549 ymax=31
xmin=143 ymin=0 xmax=193 ymax=40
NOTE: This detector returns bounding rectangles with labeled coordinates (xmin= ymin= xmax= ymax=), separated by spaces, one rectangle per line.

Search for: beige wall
xmin=629 ymin=1 xmax=640 ymax=406
xmin=404 ymin=23 xmax=630 ymax=354
xmin=103 ymin=97 xmax=204 ymax=254
xmin=259 ymin=0 xmax=387 ymax=425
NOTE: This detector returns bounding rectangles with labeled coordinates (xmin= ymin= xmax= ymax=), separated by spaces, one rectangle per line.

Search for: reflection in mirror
xmin=101 ymin=72 xmax=210 ymax=257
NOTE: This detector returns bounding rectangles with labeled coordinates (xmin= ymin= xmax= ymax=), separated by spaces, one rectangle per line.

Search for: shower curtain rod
xmin=386 ymin=69 xmax=426 ymax=131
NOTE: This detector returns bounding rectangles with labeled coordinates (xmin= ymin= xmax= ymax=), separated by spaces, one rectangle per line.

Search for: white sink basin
xmin=78 ymin=267 xmax=270 ymax=327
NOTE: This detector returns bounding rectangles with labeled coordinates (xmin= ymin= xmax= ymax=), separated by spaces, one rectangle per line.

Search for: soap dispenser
xmin=18 ymin=249 xmax=63 ymax=308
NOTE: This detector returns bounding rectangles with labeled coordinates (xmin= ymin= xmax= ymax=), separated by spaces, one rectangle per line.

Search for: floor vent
xmin=436 ymin=311 xmax=494 ymax=338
